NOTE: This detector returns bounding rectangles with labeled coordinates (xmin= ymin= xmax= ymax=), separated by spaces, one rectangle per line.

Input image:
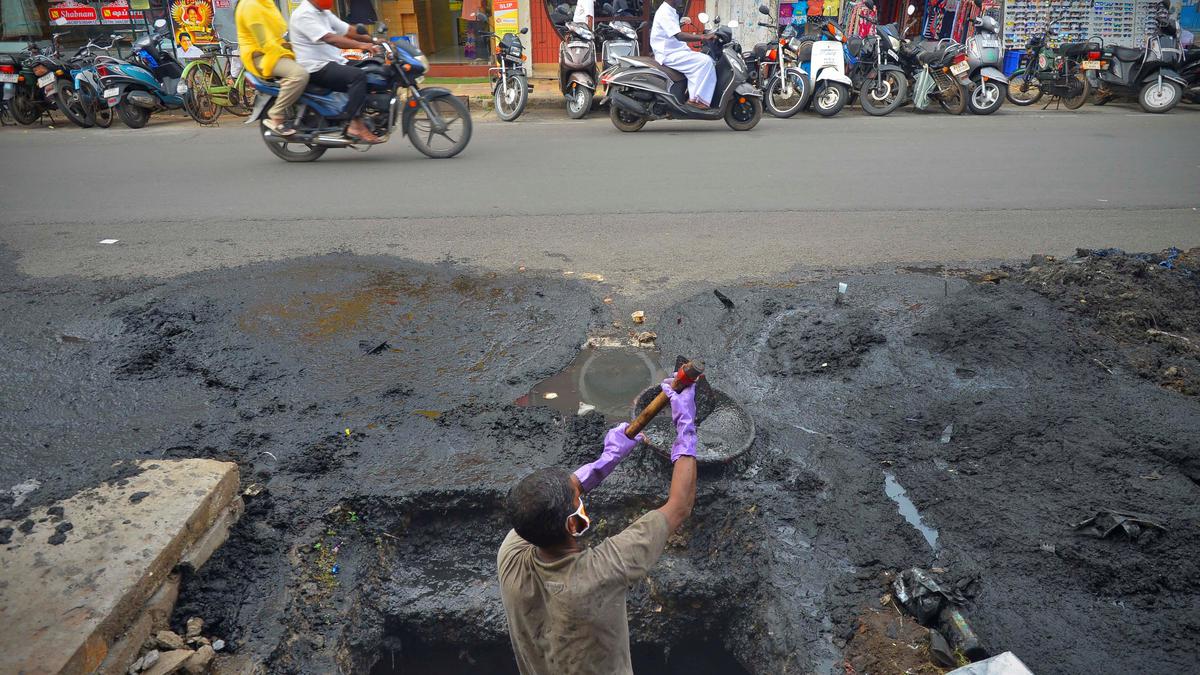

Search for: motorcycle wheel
xmin=813 ymin=82 xmax=848 ymax=117
xmin=724 ymin=95 xmax=762 ymax=131
xmin=260 ymin=119 xmax=326 ymax=162
xmin=566 ymin=85 xmax=590 ymax=119
xmin=764 ymin=71 xmax=809 ymax=118
xmin=117 ymin=101 xmax=150 ymax=129
xmin=967 ymin=77 xmax=1004 ymax=115
xmin=938 ymin=81 xmax=968 ymax=115
xmin=56 ymin=82 xmax=94 ymax=128
xmin=1139 ymin=79 xmax=1182 ymax=113
xmin=84 ymin=82 xmax=113 ymax=128
xmin=859 ymin=71 xmax=907 ymax=116
xmin=1006 ymin=72 xmax=1044 ymax=106
xmin=1062 ymin=72 xmax=1091 ymax=110
xmin=495 ymin=73 xmax=528 ymax=122
xmin=9 ymin=91 xmax=41 ymax=125
xmin=609 ymin=101 xmax=646 ymax=132
xmin=407 ymin=94 xmax=472 ymax=159
xmin=183 ymin=62 xmax=223 ymax=125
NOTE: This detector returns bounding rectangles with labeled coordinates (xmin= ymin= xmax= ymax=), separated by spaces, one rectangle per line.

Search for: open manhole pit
xmin=520 ymin=346 xmax=665 ymax=419
xmin=332 ymin=491 xmax=766 ymax=675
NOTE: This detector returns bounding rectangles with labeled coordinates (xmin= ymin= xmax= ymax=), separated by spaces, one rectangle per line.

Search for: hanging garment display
xmin=847 ymin=0 xmax=877 ymax=37
xmin=922 ymin=0 xmax=944 ymax=37
xmin=951 ymin=0 xmax=981 ymax=41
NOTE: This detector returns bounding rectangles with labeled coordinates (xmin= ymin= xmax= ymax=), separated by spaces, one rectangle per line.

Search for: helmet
xmin=312 ymin=0 xmax=334 ymax=10
xmin=973 ymin=16 xmax=998 ymax=35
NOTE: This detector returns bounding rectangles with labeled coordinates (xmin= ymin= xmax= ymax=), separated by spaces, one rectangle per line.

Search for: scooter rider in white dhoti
xmin=650 ymin=0 xmax=718 ymax=108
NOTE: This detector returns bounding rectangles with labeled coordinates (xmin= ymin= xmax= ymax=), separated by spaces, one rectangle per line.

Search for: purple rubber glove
xmin=661 ymin=378 xmax=697 ymax=463
xmin=573 ymin=423 xmax=644 ymax=492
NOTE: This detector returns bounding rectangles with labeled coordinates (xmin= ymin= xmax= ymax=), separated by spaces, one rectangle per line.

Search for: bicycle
xmin=179 ymin=37 xmax=255 ymax=124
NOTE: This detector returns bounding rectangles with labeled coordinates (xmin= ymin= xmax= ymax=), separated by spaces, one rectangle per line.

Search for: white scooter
xmin=803 ymin=22 xmax=855 ymax=116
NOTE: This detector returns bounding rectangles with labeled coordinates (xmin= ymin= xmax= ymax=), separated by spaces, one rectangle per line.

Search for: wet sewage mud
xmin=2 ymin=247 xmax=1199 ymax=674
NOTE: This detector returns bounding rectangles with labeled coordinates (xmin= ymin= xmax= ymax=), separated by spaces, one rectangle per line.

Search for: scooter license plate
xmin=104 ymin=86 xmax=119 ymax=98
xmin=1081 ymin=60 xmax=1102 ymax=70
xmin=37 ymin=72 xmax=56 ymax=88
xmin=0 ymin=73 xmax=17 ymax=83
xmin=950 ymin=61 xmax=969 ymax=76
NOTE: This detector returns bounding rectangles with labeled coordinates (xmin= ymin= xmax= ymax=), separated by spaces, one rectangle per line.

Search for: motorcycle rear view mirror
xmin=356 ymin=23 xmax=368 ymax=35
xmin=377 ymin=22 xmax=388 ymax=34
xmin=697 ymin=12 xmax=710 ymax=24
xmin=728 ymin=19 xmax=739 ymax=28
xmin=758 ymin=4 xmax=770 ymax=15
xmin=907 ymin=4 xmax=916 ymax=15
xmin=154 ymin=18 xmax=166 ymax=28
xmin=520 ymin=26 xmax=529 ymax=34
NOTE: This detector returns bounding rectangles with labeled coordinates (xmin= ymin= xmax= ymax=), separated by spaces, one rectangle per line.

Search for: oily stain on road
xmin=1 ymin=248 xmax=1199 ymax=674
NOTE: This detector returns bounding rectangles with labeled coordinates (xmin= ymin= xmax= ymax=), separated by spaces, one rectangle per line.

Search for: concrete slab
xmin=0 ymin=460 xmax=240 ymax=675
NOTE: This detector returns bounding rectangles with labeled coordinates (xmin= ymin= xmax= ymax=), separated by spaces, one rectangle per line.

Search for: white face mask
xmin=568 ymin=496 xmax=591 ymax=537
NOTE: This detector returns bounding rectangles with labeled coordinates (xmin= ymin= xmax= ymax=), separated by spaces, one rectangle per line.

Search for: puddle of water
xmin=520 ymin=347 xmax=664 ymax=419
xmin=883 ymin=472 xmax=940 ymax=552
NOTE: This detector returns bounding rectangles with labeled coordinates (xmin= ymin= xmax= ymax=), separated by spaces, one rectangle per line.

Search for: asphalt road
xmin=1 ymin=103 xmax=1198 ymax=289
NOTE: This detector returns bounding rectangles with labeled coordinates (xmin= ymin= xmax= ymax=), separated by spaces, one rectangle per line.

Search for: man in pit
xmin=497 ymin=375 xmax=699 ymax=674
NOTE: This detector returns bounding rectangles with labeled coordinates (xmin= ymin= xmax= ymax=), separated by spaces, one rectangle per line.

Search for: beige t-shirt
xmin=497 ymin=510 xmax=671 ymax=675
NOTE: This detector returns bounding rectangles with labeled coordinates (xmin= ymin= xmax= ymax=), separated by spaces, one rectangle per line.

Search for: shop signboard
xmin=171 ymin=0 xmax=217 ymax=45
xmin=48 ymin=1 xmax=101 ymax=26
xmin=130 ymin=0 xmax=150 ymax=8
xmin=101 ymin=0 xmax=146 ymax=24
xmin=494 ymin=0 xmax=518 ymax=36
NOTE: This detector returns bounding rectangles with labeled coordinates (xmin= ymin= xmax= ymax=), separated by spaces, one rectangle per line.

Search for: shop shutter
xmin=532 ymin=0 xmax=560 ymax=63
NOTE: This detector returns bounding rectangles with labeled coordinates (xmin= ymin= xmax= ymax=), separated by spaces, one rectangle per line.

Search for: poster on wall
xmin=101 ymin=0 xmax=145 ymax=24
xmin=171 ymin=0 xmax=217 ymax=49
xmin=48 ymin=0 xmax=101 ymax=25
xmin=493 ymin=0 xmax=518 ymax=36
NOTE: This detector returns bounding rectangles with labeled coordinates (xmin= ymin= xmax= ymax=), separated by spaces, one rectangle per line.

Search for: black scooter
xmin=602 ymin=13 xmax=762 ymax=131
xmin=1093 ymin=16 xmax=1186 ymax=113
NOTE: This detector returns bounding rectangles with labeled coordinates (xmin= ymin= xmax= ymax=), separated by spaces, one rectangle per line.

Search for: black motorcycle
xmin=827 ymin=16 xmax=909 ymax=116
xmin=1182 ymin=46 xmax=1200 ymax=103
xmin=747 ymin=4 xmax=811 ymax=118
xmin=603 ymin=13 xmax=762 ymax=131
xmin=9 ymin=34 xmax=90 ymax=127
xmin=1006 ymin=15 xmax=1093 ymax=110
xmin=482 ymin=27 xmax=531 ymax=121
xmin=1092 ymin=16 xmax=1185 ymax=113
xmin=249 ymin=23 xmax=470 ymax=162
xmin=900 ymin=38 xmax=968 ymax=114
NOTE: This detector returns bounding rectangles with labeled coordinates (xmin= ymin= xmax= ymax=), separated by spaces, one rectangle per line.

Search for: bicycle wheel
xmin=184 ymin=62 xmax=223 ymax=124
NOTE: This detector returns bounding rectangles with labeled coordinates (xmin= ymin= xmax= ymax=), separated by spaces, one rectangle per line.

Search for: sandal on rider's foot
xmin=346 ymin=131 xmax=384 ymax=145
xmin=263 ymin=119 xmax=297 ymax=136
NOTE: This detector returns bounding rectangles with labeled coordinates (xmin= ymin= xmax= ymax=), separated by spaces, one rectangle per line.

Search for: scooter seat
xmin=1111 ymin=46 xmax=1143 ymax=62
xmin=622 ymin=55 xmax=685 ymax=82
xmin=305 ymin=85 xmax=333 ymax=95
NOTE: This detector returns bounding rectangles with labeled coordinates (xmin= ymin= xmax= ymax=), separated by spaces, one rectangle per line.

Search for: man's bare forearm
xmin=657 ymin=456 xmax=696 ymax=531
